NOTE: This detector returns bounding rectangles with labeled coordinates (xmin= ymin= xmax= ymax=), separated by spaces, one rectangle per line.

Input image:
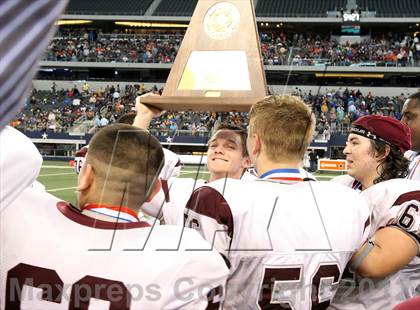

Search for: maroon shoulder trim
xmin=392 ymin=191 xmax=420 ymax=207
xmin=75 ymin=146 xmax=88 ymax=157
xmin=161 ymin=179 xmax=170 ymax=203
xmin=363 ymin=217 xmax=370 ymax=233
xmin=185 ymin=186 xmax=234 ymax=237
xmin=57 ymin=202 xmax=150 ymax=230
xmin=175 ymin=159 xmax=182 ymax=167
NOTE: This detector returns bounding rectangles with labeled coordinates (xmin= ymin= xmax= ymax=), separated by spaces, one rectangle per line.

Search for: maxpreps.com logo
xmin=204 ymin=2 xmax=240 ymax=40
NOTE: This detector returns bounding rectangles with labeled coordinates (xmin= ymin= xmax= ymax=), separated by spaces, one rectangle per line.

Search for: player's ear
xmin=375 ymin=144 xmax=390 ymax=162
xmin=145 ymin=178 xmax=162 ymax=202
xmin=242 ymin=155 xmax=252 ymax=168
xmin=77 ymin=164 xmax=94 ymax=192
xmin=252 ymin=134 xmax=261 ymax=156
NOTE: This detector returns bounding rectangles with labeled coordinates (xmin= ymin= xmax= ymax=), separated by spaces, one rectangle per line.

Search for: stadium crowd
xmin=43 ymin=28 xmax=420 ymax=66
xmin=11 ymin=83 xmax=408 ymax=141
xmin=44 ymin=28 xmax=182 ymax=64
xmin=261 ymin=31 xmax=420 ymax=66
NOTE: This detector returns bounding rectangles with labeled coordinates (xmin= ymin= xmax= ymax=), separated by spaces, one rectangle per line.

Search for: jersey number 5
xmin=258 ymin=263 xmax=340 ymax=310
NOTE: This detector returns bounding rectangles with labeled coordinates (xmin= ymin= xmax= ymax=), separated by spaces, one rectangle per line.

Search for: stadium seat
xmin=153 ymin=0 xmax=198 ymax=16
xmin=65 ymin=0 xmax=154 ymax=15
xmin=359 ymin=0 xmax=420 ymax=17
xmin=256 ymin=0 xmax=347 ymax=17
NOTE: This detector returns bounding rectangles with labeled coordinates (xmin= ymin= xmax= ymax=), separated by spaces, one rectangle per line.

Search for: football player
xmin=330 ymin=115 xmax=420 ymax=309
xmin=134 ymin=94 xmax=252 ymax=225
xmin=1 ymin=124 xmax=228 ymax=309
xmin=73 ymin=109 xmax=182 ymax=223
xmin=401 ymin=91 xmax=420 ymax=181
xmin=333 ymin=115 xmax=412 ymax=190
xmin=184 ymin=95 xmax=370 ymax=309
xmin=136 ymin=96 xmax=316 ymax=225
xmin=158 ymin=123 xmax=253 ymax=225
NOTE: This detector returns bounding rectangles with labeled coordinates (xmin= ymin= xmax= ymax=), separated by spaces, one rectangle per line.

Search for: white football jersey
xmin=331 ymin=179 xmax=420 ymax=310
xmin=184 ymin=169 xmax=370 ymax=309
xmin=0 ymin=188 xmax=228 ymax=309
xmin=0 ymin=126 xmax=43 ymax=210
xmin=160 ymin=148 xmax=182 ymax=180
xmin=162 ymin=178 xmax=207 ymax=225
xmin=331 ymin=174 xmax=362 ymax=191
xmin=31 ymin=180 xmax=46 ymax=191
xmin=405 ymin=150 xmax=420 ymax=182
xmin=142 ymin=177 xmax=207 ymax=225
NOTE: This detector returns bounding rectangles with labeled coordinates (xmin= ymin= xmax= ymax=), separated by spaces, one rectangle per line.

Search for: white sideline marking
xmin=39 ymin=172 xmax=74 ymax=177
xmin=42 ymin=165 xmax=73 ymax=169
xmin=47 ymin=186 xmax=77 ymax=192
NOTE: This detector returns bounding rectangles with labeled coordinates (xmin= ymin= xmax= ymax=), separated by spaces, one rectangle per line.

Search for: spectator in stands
xmin=44 ymin=28 xmax=419 ymax=67
xmin=13 ymin=84 xmax=410 ymax=141
xmin=308 ymin=149 xmax=318 ymax=172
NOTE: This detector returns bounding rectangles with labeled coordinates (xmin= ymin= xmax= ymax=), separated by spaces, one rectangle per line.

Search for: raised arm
xmin=133 ymin=93 xmax=164 ymax=130
xmin=0 ymin=126 xmax=43 ymax=209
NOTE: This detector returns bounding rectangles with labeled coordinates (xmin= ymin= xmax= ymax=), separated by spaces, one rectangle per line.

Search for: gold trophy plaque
xmin=141 ymin=0 xmax=267 ymax=112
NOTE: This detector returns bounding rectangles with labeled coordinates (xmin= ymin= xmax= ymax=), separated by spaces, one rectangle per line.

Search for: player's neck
xmin=359 ymin=173 xmax=378 ymax=191
xmin=81 ymin=203 xmax=140 ymax=223
xmin=255 ymin=158 xmax=301 ymax=177
xmin=209 ymin=170 xmax=242 ymax=182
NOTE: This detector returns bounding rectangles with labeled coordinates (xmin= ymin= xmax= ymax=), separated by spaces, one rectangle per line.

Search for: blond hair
xmin=249 ymin=95 xmax=315 ymax=161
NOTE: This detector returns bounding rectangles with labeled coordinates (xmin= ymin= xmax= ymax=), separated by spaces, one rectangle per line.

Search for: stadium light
xmin=55 ymin=20 xmax=92 ymax=26
xmin=115 ymin=21 xmax=188 ymax=28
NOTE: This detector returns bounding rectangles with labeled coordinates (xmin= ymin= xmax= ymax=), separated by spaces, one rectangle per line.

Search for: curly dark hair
xmin=372 ymin=140 xmax=410 ymax=184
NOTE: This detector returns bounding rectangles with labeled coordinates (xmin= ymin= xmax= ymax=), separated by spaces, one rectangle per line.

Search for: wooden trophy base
xmin=140 ymin=95 xmax=261 ymax=112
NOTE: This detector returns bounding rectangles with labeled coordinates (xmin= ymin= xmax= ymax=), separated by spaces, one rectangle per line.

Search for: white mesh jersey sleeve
xmin=163 ymin=178 xmax=207 ymax=225
xmin=161 ymin=148 xmax=182 ymax=180
xmin=141 ymin=178 xmax=206 ymax=223
xmin=361 ymin=179 xmax=420 ymax=250
xmin=0 ymin=126 xmax=42 ymax=210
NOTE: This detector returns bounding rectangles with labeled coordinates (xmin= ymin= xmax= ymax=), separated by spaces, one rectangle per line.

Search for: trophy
xmin=141 ymin=0 xmax=267 ymax=112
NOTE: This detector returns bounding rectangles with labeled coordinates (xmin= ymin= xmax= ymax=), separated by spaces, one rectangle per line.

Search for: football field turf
xmin=38 ymin=160 xmax=341 ymax=205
